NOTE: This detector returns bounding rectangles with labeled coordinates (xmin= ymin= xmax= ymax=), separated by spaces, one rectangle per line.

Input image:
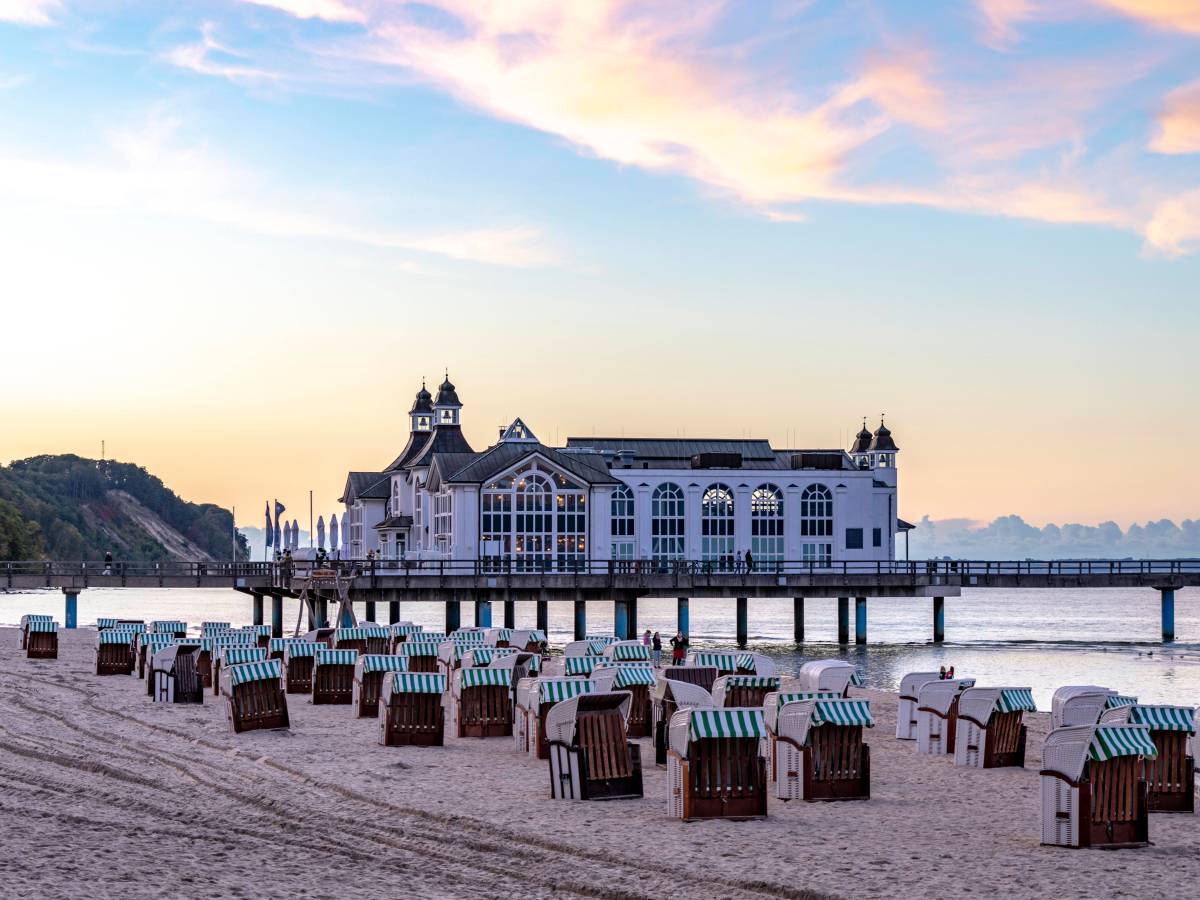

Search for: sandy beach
xmin=2 ymin=628 xmax=1197 ymax=899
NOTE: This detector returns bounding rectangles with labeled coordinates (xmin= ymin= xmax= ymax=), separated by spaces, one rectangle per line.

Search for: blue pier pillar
xmin=933 ymin=597 xmax=945 ymax=643
xmin=677 ymin=597 xmax=690 ymax=636
xmin=736 ymin=597 xmax=748 ymax=647
xmin=63 ymin=589 xmax=78 ymax=629
xmin=855 ymin=597 xmax=867 ymax=645
xmin=339 ymin=600 xmax=355 ymax=628
xmin=476 ymin=598 xmax=492 ymax=628
xmin=252 ymin=593 xmax=264 ymax=627
xmin=365 ymin=600 xmax=376 ymax=623
xmin=628 ymin=596 xmax=638 ymax=639
xmin=271 ymin=594 xmax=283 ymax=638
xmin=1161 ymin=589 xmax=1175 ymax=642
xmin=389 ymin=600 xmax=400 ymax=625
xmin=504 ymin=599 xmax=516 ymax=629
xmin=837 ymin=597 xmax=850 ymax=645
xmin=445 ymin=599 xmax=461 ymax=633
xmin=615 ymin=598 xmax=629 ymax=640
xmin=574 ymin=598 xmax=587 ymax=641
xmin=536 ymin=598 xmax=549 ymax=634
xmin=793 ymin=597 xmax=804 ymax=643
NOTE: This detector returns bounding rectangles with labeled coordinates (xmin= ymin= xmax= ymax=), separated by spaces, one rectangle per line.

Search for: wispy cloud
xmin=1144 ymin=189 xmax=1200 ymax=256
xmin=241 ymin=0 xmax=365 ymax=24
xmin=1096 ymin=0 xmax=1200 ymax=34
xmin=0 ymin=0 xmax=60 ymax=26
xmin=1151 ymin=80 xmax=1200 ymax=153
xmin=163 ymin=23 xmax=280 ymax=83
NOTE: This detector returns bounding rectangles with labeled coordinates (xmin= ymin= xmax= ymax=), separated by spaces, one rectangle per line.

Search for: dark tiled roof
xmin=374 ymin=515 xmax=414 ymax=530
xmin=869 ymin=422 xmax=898 ymax=452
xmin=410 ymin=425 xmax=475 ymax=468
xmin=385 ymin=432 xmax=429 ymax=472
xmin=850 ymin=423 xmax=873 ymax=454
xmin=443 ymin=442 xmax=621 ymax=486
xmin=896 ymin=518 xmax=916 ymax=531
xmin=565 ymin=438 xmax=778 ymax=460
xmin=434 ymin=377 xmax=460 ymax=407
xmin=340 ymin=471 xmax=391 ymax=503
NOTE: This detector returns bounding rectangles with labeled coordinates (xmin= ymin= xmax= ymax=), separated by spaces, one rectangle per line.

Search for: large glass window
xmin=701 ymin=483 xmax=735 ymax=564
xmin=480 ymin=462 xmax=586 ymax=572
xmin=611 ymin=484 xmax=636 ymax=562
xmin=800 ymin=484 xmax=833 ymax=537
xmin=751 ymin=483 xmax=784 ymax=566
xmin=802 ymin=542 xmax=832 ymax=566
xmin=433 ymin=492 xmax=453 ymax=554
xmin=651 ymin=483 xmax=685 ymax=565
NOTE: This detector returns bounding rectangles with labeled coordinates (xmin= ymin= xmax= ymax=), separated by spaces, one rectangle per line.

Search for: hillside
xmin=0 ymin=455 xmax=247 ymax=562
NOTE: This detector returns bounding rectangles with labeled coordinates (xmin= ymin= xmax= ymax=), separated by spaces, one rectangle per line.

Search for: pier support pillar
xmin=271 ymin=593 xmax=283 ymax=638
xmin=252 ymin=592 xmax=264 ymax=627
xmin=389 ymin=600 xmax=400 ymax=625
xmin=793 ymin=597 xmax=804 ymax=643
xmin=628 ymin=596 xmax=638 ymax=639
xmin=677 ymin=597 xmax=689 ymax=636
xmin=1161 ymin=589 xmax=1175 ymax=642
xmin=476 ymin=598 xmax=492 ymax=628
xmin=339 ymin=600 xmax=355 ymax=628
xmin=837 ymin=597 xmax=850 ymax=645
xmin=536 ymin=598 xmax=549 ymax=634
xmin=574 ymin=597 xmax=587 ymax=641
xmin=317 ymin=597 xmax=329 ymax=629
xmin=62 ymin=589 xmax=78 ymax=629
xmin=855 ymin=597 xmax=867 ymax=645
xmin=736 ymin=597 xmax=748 ymax=647
xmin=933 ymin=597 xmax=945 ymax=643
xmin=445 ymin=599 xmax=461 ymax=633
xmin=504 ymin=599 xmax=516 ymax=629
xmin=365 ymin=600 xmax=376 ymax=623
xmin=615 ymin=598 xmax=630 ymax=640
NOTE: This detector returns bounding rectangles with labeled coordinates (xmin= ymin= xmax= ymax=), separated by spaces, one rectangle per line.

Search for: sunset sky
xmin=2 ymin=1 xmax=1198 ymax=530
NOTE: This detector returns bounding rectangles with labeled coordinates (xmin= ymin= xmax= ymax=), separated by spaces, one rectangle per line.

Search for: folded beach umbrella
xmin=317 ymin=515 xmax=326 ymax=551
xmin=292 ymin=519 xmax=300 ymax=550
xmin=329 ymin=514 xmax=339 ymax=553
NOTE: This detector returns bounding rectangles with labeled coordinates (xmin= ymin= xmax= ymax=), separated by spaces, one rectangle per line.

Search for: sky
xmin=1 ymin=0 xmax=1198 ymax=533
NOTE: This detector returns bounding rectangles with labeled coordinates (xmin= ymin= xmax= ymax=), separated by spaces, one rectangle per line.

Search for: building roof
xmin=374 ymin=514 xmax=414 ymax=530
xmin=442 ymin=442 xmax=621 ymax=486
xmin=869 ymin=420 xmax=898 ymax=452
xmin=385 ymin=432 xmax=431 ymax=471
xmin=566 ymin=438 xmax=778 ymax=460
xmin=409 ymin=424 xmax=475 ymax=468
xmin=425 ymin=452 xmax=484 ymax=491
xmin=850 ymin=420 xmax=873 ymax=454
xmin=896 ymin=517 xmax=916 ymax=531
xmin=339 ymin=471 xmax=391 ymax=503
xmin=434 ymin=375 xmax=461 ymax=407
xmin=409 ymin=383 xmax=433 ymax=415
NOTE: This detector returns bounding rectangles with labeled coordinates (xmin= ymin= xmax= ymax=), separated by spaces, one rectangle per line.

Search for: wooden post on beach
xmin=388 ymin=598 xmax=400 ymax=625
xmin=446 ymin=598 xmax=461 ymax=633
xmin=793 ymin=597 xmax=804 ymax=643
xmin=476 ymin=597 xmax=492 ymax=628
xmin=1160 ymin=588 xmax=1175 ymax=642
xmin=837 ymin=597 xmax=850 ymax=644
xmin=855 ymin=596 xmax=867 ymax=644
xmin=271 ymin=593 xmax=283 ymax=638
xmin=504 ymin=593 xmax=516 ymax=629
xmin=574 ymin=596 xmax=586 ymax=640
xmin=677 ymin=597 xmax=689 ymax=636
xmin=736 ymin=597 xmax=748 ymax=647
xmin=933 ymin=596 xmax=945 ymax=643
xmin=252 ymin=592 xmax=264 ymax=627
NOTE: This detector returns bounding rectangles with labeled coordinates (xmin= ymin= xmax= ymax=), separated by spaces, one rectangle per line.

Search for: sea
xmin=5 ymin=587 xmax=1197 ymax=709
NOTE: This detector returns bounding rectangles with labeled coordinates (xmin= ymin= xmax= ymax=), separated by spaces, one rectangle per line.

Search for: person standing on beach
xmin=670 ymin=631 xmax=688 ymax=666
xmin=652 ymin=631 xmax=663 ymax=667
xmin=642 ymin=628 xmax=652 ymax=648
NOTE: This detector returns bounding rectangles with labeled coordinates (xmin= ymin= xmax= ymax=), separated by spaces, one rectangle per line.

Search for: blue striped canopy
xmin=201 ymin=622 xmax=231 ymax=634
xmin=241 ymin=625 xmax=271 ymax=638
xmin=95 ymin=618 xmax=118 ymax=629
xmin=98 ymin=630 xmax=133 ymax=645
xmin=391 ymin=672 xmax=445 ymax=694
xmin=416 ymin=632 xmax=447 ymax=643
xmin=268 ymin=638 xmax=296 ymax=653
xmin=22 ymin=614 xmax=52 ymax=623
xmin=229 ymin=658 xmax=283 ymax=686
xmin=113 ymin=623 xmax=147 ymax=634
xmin=361 ymin=654 xmax=409 ymax=674
xmin=315 ymin=649 xmax=359 ymax=667
xmin=1089 ymin=725 xmax=1157 ymax=761
xmin=389 ymin=624 xmax=424 ymax=637
xmin=460 ymin=667 xmax=512 ymax=688
xmin=151 ymin=621 xmax=187 ymax=633
xmin=27 ymin=620 xmax=58 ymax=633
xmin=688 ymin=708 xmax=765 ymax=740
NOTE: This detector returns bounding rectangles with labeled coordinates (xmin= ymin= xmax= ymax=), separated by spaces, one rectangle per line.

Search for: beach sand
xmin=1 ymin=629 xmax=1197 ymax=899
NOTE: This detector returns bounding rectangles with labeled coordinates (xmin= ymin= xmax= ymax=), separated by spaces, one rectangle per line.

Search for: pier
xmin=4 ymin=558 xmax=1196 ymax=645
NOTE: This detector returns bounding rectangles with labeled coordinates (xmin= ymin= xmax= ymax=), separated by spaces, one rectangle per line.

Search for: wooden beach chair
xmin=591 ymin=664 xmax=656 ymax=737
xmin=797 ymin=660 xmax=864 ymax=697
xmin=713 ymin=675 xmax=781 ymax=709
xmin=1051 ymin=685 xmax=1117 ymax=729
xmin=379 ymin=672 xmax=446 ymax=747
xmin=20 ymin=615 xmax=53 ymax=651
xmin=222 ymin=659 xmax=290 ymax=734
xmin=463 ymin=646 xmax=518 ymax=669
xmin=774 ymin=697 xmax=874 ymax=801
xmin=763 ymin=691 xmax=839 ymax=780
xmin=452 ymin=666 xmax=514 ymax=738
xmin=332 ymin=627 xmax=371 ymax=654
xmin=198 ymin=635 xmax=256 ymax=688
xmin=95 ymin=629 xmax=135 ymax=675
xmin=353 ymin=654 xmax=409 ymax=718
xmin=200 ymin=621 xmax=231 ymax=636
xmin=955 ymin=687 xmax=1035 ymax=769
xmin=547 ymin=692 xmax=643 ymax=801
xmin=521 ymin=677 xmax=596 ymax=759
xmin=241 ymin=625 xmax=271 ymax=649
xmin=150 ymin=644 xmax=205 ymax=703
xmin=396 ymin=640 xmax=441 ymax=674
xmin=151 ymin=620 xmax=188 ymax=638
xmin=137 ymin=633 xmax=175 ymax=678
xmin=653 ymin=674 xmax=715 ymax=766
xmin=312 ymin=648 xmax=359 ymax=704
xmin=896 ymin=672 xmax=943 ymax=740
xmin=667 ymin=708 xmax=768 ymax=821
xmin=916 ymin=678 xmax=975 ymax=756
xmin=24 ymin=619 xmax=59 ymax=660
xmin=282 ymin=641 xmax=323 ymax=693
xmin=303 ymin=627 xmax=337 ymax=648
xmin=1100 ymin=703 xmax=1196 ymax=813
xmin=604 ymin=640 xmax=652 ymax=663
xmin=267 ymin=637 xmax=296 ymax=660
xmin=1041 ymin=724 xmax=1156 ymax=848
xmin=212 ymin=646 xmax=268 ymax=697
xmin=387 ymin=624 xmax=426 ymax=652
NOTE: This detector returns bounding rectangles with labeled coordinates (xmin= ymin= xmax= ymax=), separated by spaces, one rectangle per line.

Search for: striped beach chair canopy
xmin=142 ymin=632 xmax=175 ymax=649
xmin=1127 ymin=705 xmax=1196 ymax=734
xmin=283 ymin=641 xmax=324 ymax=659
xmin=564 ymin=656 xmax=599 ymax=676
xmin=229 ymin=658 xmax=283 ymax=686
xmin=612 ymin=665 xmax=657 ymax=688
xmin=810 ymin=698 xmax=875 ymax=729
xmin=151 ymin=621 xmax=187 ymax=634
xmin=113 ymin=623 xmax=147 ymax=634
xmin=450 ymin=629 xmax=486 ymax=643
xmin=673 ymin=708 xmax=766 ymax=757
xmin=96 ymin=618 xmax=118 ymax=629
xmin=691 ymin=650 xmax=739 ymax=671
xmin=997 ymin=688 xmax=1037 ymax=714
xmin=240 ymin=625 xmax=271 ymax=638
xmin=315 ymin=648 xmax=359 ymax=667
xmin=363 ymin=625 xmax=389 ymax=638
xmin=512 ymin=629 xmax=546 ymax=645
xmin=396 ymin=640 xmax=441 ymax=657
xmin=775 ymin=691 xmax=839 ymax=707
xmin=268 ymin=637 xmax=296 ymax=653
xmin=201 ymin=622 xmax=232 ymax=635
xmin=467 ymin=647 xmax=517 ymax=666
xmin=459 ymin=667 xmax=513 ymax=689
xmin=27 ymin=619 xmax=59 ymax=633
xmin=334 ymin=627 xmax=372 ymax=643
xmin=539 ymin=678 xmax=595 ymax=704
xmin=172 ymin=638 xmax=202 ymax=648
xmin=490 ymin=628 xmax=513 ymax=643
xmin=416 ymin=631 xmax=447 ymax=643
xmin=360 ymin=654 xmax=409 ymax=674
xmin=388 ymin=672 xmax=446 ymax=695
xmin=97 ymin=629 xmax=134 ymax=645
xmin=1043 ymin=724 xmax=1159 ymax=782
xmin=1089 ymin=724 xmax=1157 ymax=762
xmin=219 ymin=647 xmax=268 ymax=666
xmin=725 ymin=675 xmax=781 ymax=690
xmin=1106 ymin=694 xmax=1138 ymax=709
xmin=389 ymin=624 xmax=425 ymax=637
xmin=608 ymin=642 xmax=651 ymax=661
xmin=585 ymin=640 xmax=611 ymax=656
xmin=585 ymin=634 xmax=617 ymax=645
xmin=21 ymin=614 xmax=53 ymax=626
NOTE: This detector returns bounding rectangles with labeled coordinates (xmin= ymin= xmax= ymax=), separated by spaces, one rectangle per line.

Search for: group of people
xmin=938 ymin=665 xmax=956 ymax=680
xmin=642 ymin=629 xmax=690 ymax=666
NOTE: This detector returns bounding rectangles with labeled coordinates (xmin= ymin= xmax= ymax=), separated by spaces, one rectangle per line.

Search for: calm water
xmin=5 ymin=587 xmax=1197 ymax=708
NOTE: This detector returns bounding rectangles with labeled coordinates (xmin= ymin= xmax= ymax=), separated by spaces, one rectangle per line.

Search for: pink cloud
xmin=1144 ymin=189 xmax=1200 ymax=254
xmin=1151 ymin=81 xmax=1200 ymax=153
xmin=1095 ymin=0 xmax=1200 ymax=34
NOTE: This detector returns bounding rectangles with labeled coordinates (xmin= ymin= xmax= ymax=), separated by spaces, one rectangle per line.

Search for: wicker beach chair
xmin=96 ymin=629 xmax=135 ymax=675
xmin=387 ymin=623 xmax=425 ymax=652
xmin=1051 ymin=685 xmax=1118 ymax=730
xmin=1100 ymin=704 xmax=1196 ymax=812
xmin=916 ymin=678 xmax=975 ymax=756
xmin=379 ymin=672 xmax=446 ymax=746
xmin=20 ymin=615 xmax=53 ymax=651
xmin=463 ymin=646 xmax=518 ymax=669
xmin=591 ymin=664 xmax=656 ymax=737
xmin=312 ymin=648 xmax=358 ymax=704
xmin=689 ymin=651 xmax=776 ymax=677
xmin=797 ymin=660 xmax=864 ymax=697
xmin=452 ymin=666 xmax=514 ymax=738
xmin=1041 ymin=724 xmax=1157 ymax=848
xmin=954 ymin=687 xmax=1035 ymax=769
xmin=763 ymin=691 xmax=839 ymax=779
xmin=653 ymin=674 xmax=715 ymax=766
xmin=222 ymin=659 xmax=290 ymax=734
xmin=520 ymin=677 xmax=596 ymax=758
xmin=151 ymin=620 xmax=188 ymax=638
xmin=200 ymin=622 xmax=231 ymax=636
xmin=353 ymin=654 xmax=409 ymax=718
xmin=604 ymin=640 xmax=652 ymax=663
xmin=212 ymin=646 xmax=268 ymax=697
xmin=24 ymin=619 xmax=59 ymax=659
xmin=546 ymin=692 xmax=643 ymax=801
xmin=282 ymin=641 xmax=323 ymax=693
xmin=150 ymin=644 xmax=205 ymax=703
xmin=713 ymin=674 xmax=781 ymax=709
xmin=396 ymin=640 xmax=441 ymax=674
xmin=137 ymin=633 xmax=174 ymax=678
xmin=667 ymin=707 xmax=768 ymax=820
xmin=896 ymin=672 xmax=944 ymax=740
xmin=774 ymin=697 xmax=874 ymax=801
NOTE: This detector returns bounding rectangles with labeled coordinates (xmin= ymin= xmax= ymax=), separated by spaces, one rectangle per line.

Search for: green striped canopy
xmin=526 ymin=630 xmax=547 ymax=644
xmin=268 ymin=638 xmax=295 ymax=653
xmin=113 ymin=623 xmax=147 ymax=633
xmin=586 ymin=634 xmax=616 ymax=644
xmin=849 ymin=671 xmax=866 ymax=687
xmin=221 ymin=647 xmax=267 ymax=666
xmin=391 ymin=672 xmax=445 ymax=694
xmin=396 ymin=641 xmax=440 ymax=657
xmin=142 ymin=634 xmax=174 ymax=648
xmin=527 ymin=655 xmax=542 ymax=672
xmin=611 ymin=643 xmax=651 ymax=661
xmin=736 ymin=654 xmax=755 ymax=671
xmin=776 ymin=691 xmax=838 ymax=708
xmin=417 ymin=632 xmax=447 ymax=643
xmin=201 ymin=622 xmax=231 ymax=634
xmin=1088 ymin=725 xmax=1158 ymax=762
xmin=460 ymin=667 xmax=512 ymax=688
xmin=540 ymin=679 xmax=595 ymax=703
xmin=361 ymin=654 xmax=409 ymax=674
xmin=586 ymin=640 xmax=611 ymax=656
xmin=389 ymin=624 xmax=424 ymax=637
xmin=688 ymin=708 xmax=765 ymax=740
xmin=811 ymin=699 xmax=875 ymax=728
xmin=362 ymin=625 xmax=389 ymax=637
xmin=997 ymin=688 xmax=1037 ymax=714
xmin=201 ymin=636 xmax=252 ymax=651
xmin=725 ymin=675 xmax=780 ymax=689
xmin=1128 ymin=705 xmax=1196 ymax=734
xmin=229 ymin=658 xmax=283 ymax=686
xmin=469 ymin=647 xmax=517 ymax=665
xmin=451 ymin=630 xmax=486 ymax=643
xmin=242 ymin=625 xmax=271 ymax=638
xmin=565 ymin=657 xmax=598 ymax=675
xmin=27 ymin=620 xmax=58 ymax=633
xmin=692 ymin=651 xmax=738 ymax=670
xmin=613 ymin=666 xmax=657 ymax=688
xmin=1106 ymin=694 xmax=1138 ymax=709
xmin=98 ymin=630 xmax=133 ymax=645
xmin=284 ymin=641 xmax=323 ymax=658
xmin=151 ymin=621 xmax=187 ymax=633
xmin=315 ymin=649 xmax=358 ymax=667
xmin=334 ymin=628 xmax=371 ymax=641
xmin=494 ymin=629 xmax=513 ymax=641
xmin=22 ymin=614 xmax=52 ymax=623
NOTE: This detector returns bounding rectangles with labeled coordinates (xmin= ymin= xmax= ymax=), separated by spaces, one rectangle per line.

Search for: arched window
xmin=800 ymin=484 xmax=833 ymax=566
xmin=651 ymin=483 xmax=685 ymax=564
xmin=701 ymin=483 xmax=735 ymax=563
xmin=751 ymin=484 xmax=784 ymax=565
xmin=481 ymin=462 xmax=586 ymax=572
xmin=611 ymin=484 xmax=635 ymax=562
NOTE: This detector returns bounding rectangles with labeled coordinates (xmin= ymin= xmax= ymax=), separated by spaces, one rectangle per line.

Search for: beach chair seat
xmin=379 ymin=672 xmax=446 ymax=746
xmin=653 ymin=674 xmax=715 ymax=766
xmin=667 ymin=708 xmax=768 ymax=820
xmin=955 ymin=688 xmax=1035 ymax=768
xmin=282 ymin=641 xmax=323 ymax=693
xmin=222 ymin=659 xmax=289 ymax=734
xmin=151 ymin=621 xmax=189 ymax=639
xmin=713 ymin=675 xmax=781 ymax=709
xmin=396 ymin=640 xmax=441 ymax=674
xmin=774 ymin=698 xmax=873 ymax=801
xmin=763 ymin=691 xmax=838 ymax=779
xmin=212 ymin=647 xmax=268 ymax=697
xmin=1041 ymin=724 xmax=1156 ymax=848
xmin=150 ymin=644 xmax=205 ymax=703
xmin=312 ymin=649 xmax=358 ymax=704
xmin=452 ymin=667 xmax=513 ymax=738
xmin=96 ymin=630 xmax=135 ymax=675
xmin=24 ymin=619 xmax=59 ymax=660
xmin=916 ymin=679 xmax=974 ymax=756
xmin=591 ymin=664 xmax=655 ymax=738
xmin=547 ymin=692 xmax=643 ymax=800
xmin=353 ymin=654 xmax=409 ymax=718
xmin=896 ymin=672 xmax=943 ymax=740
xmin=1051 ymin=685 xmax=1118 ymax=730
xmin=525 ymin=677 xmax=596 ymax=759
xmin=797 ymin=660 xmax=865 ymax=697
xmin=1100 ymin=704 xmax=1195 ymax=813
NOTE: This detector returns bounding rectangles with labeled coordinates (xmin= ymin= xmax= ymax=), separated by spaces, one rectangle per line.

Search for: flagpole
xmin=309 ymin=491 xmax=314 ymax=549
